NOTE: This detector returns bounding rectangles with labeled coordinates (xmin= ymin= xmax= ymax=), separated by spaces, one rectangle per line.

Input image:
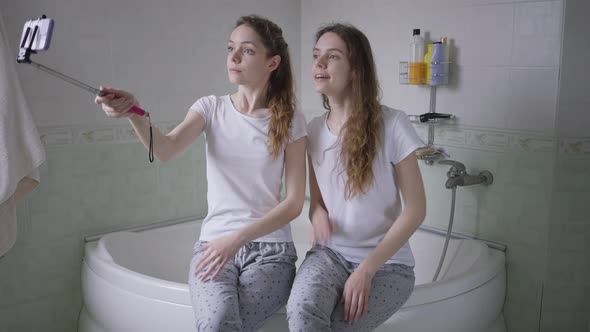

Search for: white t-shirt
xmin=191 ymin=95 xmax=307 ymax=242
xmin=307 ymin=105 xmax=423 ymax=266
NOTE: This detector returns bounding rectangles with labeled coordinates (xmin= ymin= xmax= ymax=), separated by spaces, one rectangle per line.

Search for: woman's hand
xmin=310 ymin=207 xmax=336 ymax=246
xmin=342 ymin=267 xmax=374 ymax=323
xmin=94 ymin=86 xmax=138 ymax=118
xmin=194 ymin=233 xmax=244 ymax=281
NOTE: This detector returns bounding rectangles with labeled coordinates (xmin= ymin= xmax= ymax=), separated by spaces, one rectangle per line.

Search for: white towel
xmin=0 ymin=15 xmax=46 ymax=256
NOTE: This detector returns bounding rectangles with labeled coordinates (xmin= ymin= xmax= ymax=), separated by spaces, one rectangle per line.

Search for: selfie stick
xmin=16 ymin=15 xmax=147 ymax=118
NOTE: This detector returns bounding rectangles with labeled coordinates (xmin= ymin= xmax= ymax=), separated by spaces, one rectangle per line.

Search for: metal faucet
xmin=439 ymin=160 xmax=494 ymax=189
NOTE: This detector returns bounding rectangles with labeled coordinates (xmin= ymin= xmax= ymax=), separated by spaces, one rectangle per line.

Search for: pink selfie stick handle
xmin=96 ymin=90 xmax=147 ymax=117
xmin=128 ymin=105 xmax=147 ymax=117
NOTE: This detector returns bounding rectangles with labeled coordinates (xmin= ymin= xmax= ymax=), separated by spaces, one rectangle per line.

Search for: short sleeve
xmin=389 ymin=109 xmax=424 ymax=165
xmin=189 ymin=95 xmax=217 ymax=127
xmin=288 ymin=110 xmax=308 ymax=143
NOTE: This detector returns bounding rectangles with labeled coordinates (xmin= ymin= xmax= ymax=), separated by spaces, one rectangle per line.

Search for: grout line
xmin=537 ymin=280 xmax=545 ymax=332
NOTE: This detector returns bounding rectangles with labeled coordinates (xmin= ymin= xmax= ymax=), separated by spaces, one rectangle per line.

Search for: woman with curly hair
xmin=286 ymin=23 xmax=426 ymax=331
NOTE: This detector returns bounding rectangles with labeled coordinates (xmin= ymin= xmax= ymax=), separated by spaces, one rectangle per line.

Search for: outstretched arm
xmin=95 ymin=87 xmax=206 ymax=161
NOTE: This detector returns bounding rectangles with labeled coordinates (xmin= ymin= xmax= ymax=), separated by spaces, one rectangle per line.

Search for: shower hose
xmin=432 ymin=186 xmax=457 ymax=282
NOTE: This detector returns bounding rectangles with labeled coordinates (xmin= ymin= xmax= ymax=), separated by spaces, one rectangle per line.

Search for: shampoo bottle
xmin=409 ymin=29 xmax=425 ymax=84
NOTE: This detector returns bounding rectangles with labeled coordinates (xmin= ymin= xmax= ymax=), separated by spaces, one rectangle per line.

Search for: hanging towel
xmin=0 ymin=15 xmax=46 ymax=257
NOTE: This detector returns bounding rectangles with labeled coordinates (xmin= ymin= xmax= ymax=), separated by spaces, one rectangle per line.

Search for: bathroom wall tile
xmin=115 ymin=142 xmax=158 ymax=170
xmin=6 ymin=291 xmax=81 ymax=332
xmin=545 ymin=248 xmax=590 ymax=286
xmin=437 ymin=67 xmax=513 ymax=129
xmin=507 ymin=220 xmax=549 ymax=249
xmin=0 ymin=272 xmax=18 ymax=308
xmin=551 ymin=191 xmax=572 ymax=223
xmin=556 ymin=0 xmax=590 ymax=138
xmin=506 ymin=68 xmax=559 ymax=133
xmin=512 ymin=1 xmax=563 ymax=67
xmin=504 ymin=299 xmax=541 ymax=332
xmin=542 ymin=280 xmax=590 ymax=313
xmin=50 ymin=291 xmax=82 ymax=332
xmin=28 ymin=209 xmax=79 ymax=244
xmin=569 ymin=193 xmax=590 ymax=224
xmin=500 ymin=184 xmax=527 ymax=221
xmin=454 ymin=3 xmax=515 ymax=67
xmin=19 ymin=295 xmax=64 ymax=331
xmin=126 ymin=167 xmax=160 ymax=201
xmin=0 ymin=236 xmax=82 ymax=307
xmin=475 ymin=209 xmax=505 ymax=243
xmin=518 ymin=189 xmax=552 ymax=223
xmin=506 ymin=243 xmax=547 ymax=279
xmin=14 ymin=199 xmax=32 ymax=245
xmin=0 ymin=304 xmax=25 ymax=331
xmin=505 ymin=274 xmax=543 ymax=312
xmin=554 ymin=155 xmax=590 ymax=195
xmin=69 ymin=144 xmax=116 ymax=176
xmin=548 ymin=223 xmax=590 ymax=252
xmin=540 ymin=310 xmax=590 ymax=332
xmin=72 ymin=174 xmax=108 ymax=209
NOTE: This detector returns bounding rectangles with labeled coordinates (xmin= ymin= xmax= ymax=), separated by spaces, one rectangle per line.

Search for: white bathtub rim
xmin=85 ymin=240 xmax=190 ymax=304
xmin=406 ymin=246 xmax=504 ymax=306
xmin=84 ymin=230 xmax=505 ymax=308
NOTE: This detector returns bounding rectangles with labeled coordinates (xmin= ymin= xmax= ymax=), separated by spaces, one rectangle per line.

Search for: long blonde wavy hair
xmin=316 ymin=23 xmax=383 ymax=199
xmin=235 ymin=15 xmax=296 ymax=158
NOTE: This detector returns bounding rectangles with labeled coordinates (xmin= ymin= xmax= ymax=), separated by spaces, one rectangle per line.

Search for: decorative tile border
xmin=412 ymin=123 xmax=557 ymax=153
xmin=559 ymin=137 xmax=590 ymax=156
xmin=38 ymin=121 xmax=589 ymax=156
xmin=39 ymin=129 xmax=74 ymax=145
xmin=38 ymin=121 xmax=179 ymax=146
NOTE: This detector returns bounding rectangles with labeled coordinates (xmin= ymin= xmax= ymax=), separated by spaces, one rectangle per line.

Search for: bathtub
xmin=79 ymin=202 xmax=506 ymax=332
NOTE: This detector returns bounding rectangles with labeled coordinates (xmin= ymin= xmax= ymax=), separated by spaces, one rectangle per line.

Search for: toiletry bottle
xmin=440 ymin=37 xmax=450 ymax=84
xmin=409 ymin=29 xmax=425 ymax=84
xmin=441 ymin=37 xmax=449 ymax=60
xmin=423 ymin=43 xmax=433 ymax=85
xmin=431 ymin=41 xmax=444 ymax=85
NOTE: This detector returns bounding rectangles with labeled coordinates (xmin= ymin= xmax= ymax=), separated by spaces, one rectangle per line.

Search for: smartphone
xmin=19 ymin=16 xmax=54 ymax=52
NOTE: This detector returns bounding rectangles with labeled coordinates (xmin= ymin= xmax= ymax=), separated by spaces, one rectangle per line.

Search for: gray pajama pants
xmin=286 ymin=245 xmax=415 ymax=332
xmin=188 ymin=241 xmax=297 ymax=332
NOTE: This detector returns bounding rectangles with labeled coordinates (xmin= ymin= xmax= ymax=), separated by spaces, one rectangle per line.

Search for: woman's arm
xmin=128 ymin=110 xmax=205 ymax=162
xmin=95 ymin=87 xmax=206 ymax=162
xmin=308 ymin=155 xmax=334 ymax=244
xmin=194 ymin=137 xmax=307 ymax=280
xmin=358 ymin=151 xmax=426 ymax=275
xmin=342 ymin=151 xmax=426 ymax=322
xmin=236 ymin=137 xmax=307 ymax=243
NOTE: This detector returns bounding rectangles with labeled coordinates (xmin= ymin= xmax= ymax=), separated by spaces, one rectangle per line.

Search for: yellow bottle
xmin=424 ymin=43 xmax=433 ymax=85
